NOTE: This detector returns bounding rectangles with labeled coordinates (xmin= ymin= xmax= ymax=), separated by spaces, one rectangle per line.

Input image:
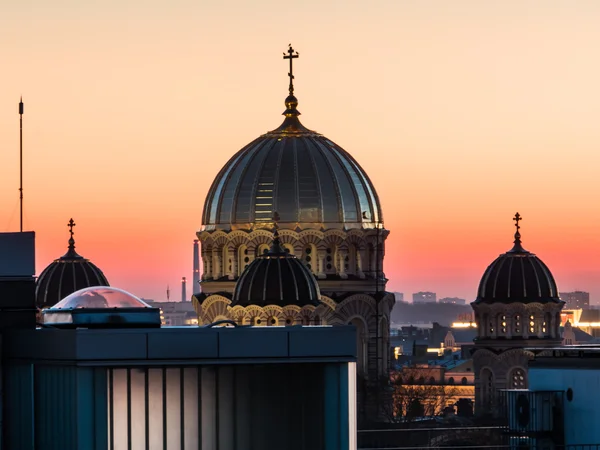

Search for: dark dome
xmin=474 ymin=215 xmax=561 ymax=305
xmin=232 ymin=230 xmax=320 ymax=307
xmin=36 ymin=220 xmax=109 ymax=309
xmin=202 ymin=94 xmax=382 ymax=231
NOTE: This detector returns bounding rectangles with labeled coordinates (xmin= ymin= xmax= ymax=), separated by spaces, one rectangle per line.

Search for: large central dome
xmin=202 ymin=81 xmax=382 ymax=232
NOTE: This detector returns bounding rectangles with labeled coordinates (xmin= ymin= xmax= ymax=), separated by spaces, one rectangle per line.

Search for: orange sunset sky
xmin=2 ymin=1 xmax=600 ymax=303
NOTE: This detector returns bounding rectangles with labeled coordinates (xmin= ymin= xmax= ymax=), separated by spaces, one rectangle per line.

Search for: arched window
xmin=529 ymin=314 xmax=535 ymax=334
xmin=461 ymin=377 xmax=468 ymax=385
xmin=418 ymin=376 xmax=425 ymax=385
xmin=429 ymin=377 xmax=435 ymax=384
xmin=509 ymin=368 xmax=527 ymax=389
xmin=302 ymin=245 xmax=316 ymax=273
xmin=237 ymin=245 xmax=248 ymax=277
xmin=513 ymin=315 xmax=522 ymax=336
xmin=257 ymin=244 xmax=269 ymax=257
xmin=499 ymin=315 xmax=507 ymax=335
xmin=448 ymin=377 xmax=455 ymax=385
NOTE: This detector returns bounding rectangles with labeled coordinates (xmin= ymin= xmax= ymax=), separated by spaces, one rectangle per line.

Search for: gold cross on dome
xmin=513 ymin=212 xmax=522 ymax=232
xmin=68 ymin=218 xmax=76 ymax=237
xmin=283 ymin=44 xmax=299 ymax=95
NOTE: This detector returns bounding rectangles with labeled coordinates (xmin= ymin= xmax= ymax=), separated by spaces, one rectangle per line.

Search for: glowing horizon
xmin=2 ymin=1 xmax=600 ymax=303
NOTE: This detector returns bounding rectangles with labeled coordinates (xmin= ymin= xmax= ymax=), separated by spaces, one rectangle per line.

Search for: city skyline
xmin=2 ymin=1 xmax=600 ymax=301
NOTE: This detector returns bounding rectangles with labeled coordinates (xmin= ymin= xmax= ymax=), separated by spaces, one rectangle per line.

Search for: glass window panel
xmin=166 ymin=368 xmax=181 ymax=449
xmin=234 ymin=140 xmax=275 ymax=223
xmin=306 ymin=139 xmax=340 ymax=223
xmin=314 ymin=139 xmax=358 ymax=222
xmin=218 ymin=142 xmax=262 ymax=224
xmin=330 ymin=144 xmax=375 ymax=224
xmin=147 ymin=369 xmax=164 ymax=449
xmin=208 ymin=149 xmax=246 ymax=224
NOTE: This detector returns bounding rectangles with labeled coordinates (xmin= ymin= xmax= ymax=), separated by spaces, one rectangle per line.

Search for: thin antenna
xmin=19 ymin=97 xmax=24 ymax=232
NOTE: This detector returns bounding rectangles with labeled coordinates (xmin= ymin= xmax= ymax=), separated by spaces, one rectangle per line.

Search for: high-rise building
xmin=560 ymin=291 xmax=590 ymax=309
xmin=439 ymin=297 xmax=466 ymax=305
xmin=412 ymin=291 xmax=437 ymax=304
xmin=394 ymin=292 xmax=404 ymax=302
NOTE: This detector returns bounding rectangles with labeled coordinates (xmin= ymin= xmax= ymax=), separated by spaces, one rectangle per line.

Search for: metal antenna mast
xmin=19 ymin=97 xmax=24 ymax=232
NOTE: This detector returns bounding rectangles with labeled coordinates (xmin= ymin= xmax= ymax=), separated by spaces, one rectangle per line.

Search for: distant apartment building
xmin=439 ymin=297 xmax=467 ymax=305
xmin=560 ymin=291 xmax=590 ymax=309
xmin=413 ymin=291 xmax=437 ymax=304
xmin=394 ymin=292 xmax=405 ymax=302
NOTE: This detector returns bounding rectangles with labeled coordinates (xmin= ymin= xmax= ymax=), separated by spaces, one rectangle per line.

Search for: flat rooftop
xmin=3 ymin=325 xmax=357 ymax=366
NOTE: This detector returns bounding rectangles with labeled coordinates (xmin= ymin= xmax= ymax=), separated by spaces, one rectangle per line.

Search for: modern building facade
xmin=559 ymin=290 xmax=590 ymax=309
xmin=412 ymin=292 xmax=437 ymax=304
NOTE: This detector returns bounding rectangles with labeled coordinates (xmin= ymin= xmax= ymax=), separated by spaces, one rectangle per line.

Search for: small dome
xmin=474 ymin=213 xmax=561 ymax=305
xmin=51 ymin=286 xmax=151 ymax=310
xmin=42 ymin=286 xmax=160 ymax=329
xmin=36 ymin=219 xmax=109 ymax=308
xmin=231 ymin=229 xmax=320 ymax=307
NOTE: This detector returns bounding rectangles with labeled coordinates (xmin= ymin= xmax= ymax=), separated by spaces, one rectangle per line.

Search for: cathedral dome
xmin=474 ymin=213 xmax=561 ymax=305
xmin=231 ymin=228 xmax=320 ymax=308
xmin=36 ymin=219 xmax=109 ymax=309
xmin=202 ymin=68 xmax=382 ymax=232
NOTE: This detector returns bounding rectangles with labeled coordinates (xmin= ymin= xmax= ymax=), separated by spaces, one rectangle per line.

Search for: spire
xmin=509 ymin=212 xmax=527 ymax=253
xmin=268 ymin=211 xmax=287 ymax=255
xmin=266 ymin=44 xmax=314 ymax=136
xmin=284 ymin=44 xmax=299 ymax=97
xmin=62 ymin=218 xmax=82 ymax=259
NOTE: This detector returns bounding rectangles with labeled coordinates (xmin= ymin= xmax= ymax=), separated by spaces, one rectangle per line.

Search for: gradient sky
xmin=2 ymin=1 xmax=600 ymax=302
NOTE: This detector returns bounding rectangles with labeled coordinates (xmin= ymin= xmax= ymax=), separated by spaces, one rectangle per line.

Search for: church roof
xmin=201 ymin=45 xmax=382 ymax=232
xmin=473 ymin=213 xmax=562 ymax=305
xmin=231 ymin=225 xmax=320 ymax=308
xmin=36 ymin=219 xmax=109 ymax=309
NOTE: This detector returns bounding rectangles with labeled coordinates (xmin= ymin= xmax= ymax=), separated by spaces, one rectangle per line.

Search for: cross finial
xmin=511 ymin=212 xmax=525 ymax=250
xmin=65 ymin=217 xmax=78 ymax=255
xmin=68 ymin=218 xmax=76 ymax=237
xmin=283 ymin=44 xmax=299 ymax=96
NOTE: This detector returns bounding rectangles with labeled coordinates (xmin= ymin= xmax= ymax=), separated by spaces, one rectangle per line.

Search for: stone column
xmin=338 ymin=250 xmax=348 ymax=279
xmin=316 ymin=250 xmax=327 ymax=279
xmin=212 ymin=249 xmax=221 ymax=279
xmin=229 ymin=247 xmax=237 ymax=280
xmin=357 ymin=248 xmax=366 ymax=279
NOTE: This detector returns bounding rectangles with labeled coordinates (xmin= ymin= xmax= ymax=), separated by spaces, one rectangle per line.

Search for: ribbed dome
xmin=36 ymin=219 xmax=109 ymax=309
xmin=202 ymin=92 xmax=382 ymax=231
xmin=474 ymin=214 xmax=561 ymax=305
xmin=232 ymin=230 xmax=320 ymax=307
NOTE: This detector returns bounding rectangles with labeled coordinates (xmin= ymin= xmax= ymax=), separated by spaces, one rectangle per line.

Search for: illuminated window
xmin=529 ymin=315 xmax=535 ymax=334
xmin=514 ymin=315 xmax=521 ymax=335
xmin=510 ymin=368 xmax=527 ymax=388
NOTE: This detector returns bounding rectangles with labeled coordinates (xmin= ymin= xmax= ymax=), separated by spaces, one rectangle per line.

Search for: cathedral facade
xmin=471 ymin=214 xmax=564 ymax=412
xmin=192 ymin=46 xmax=394 ymax=422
